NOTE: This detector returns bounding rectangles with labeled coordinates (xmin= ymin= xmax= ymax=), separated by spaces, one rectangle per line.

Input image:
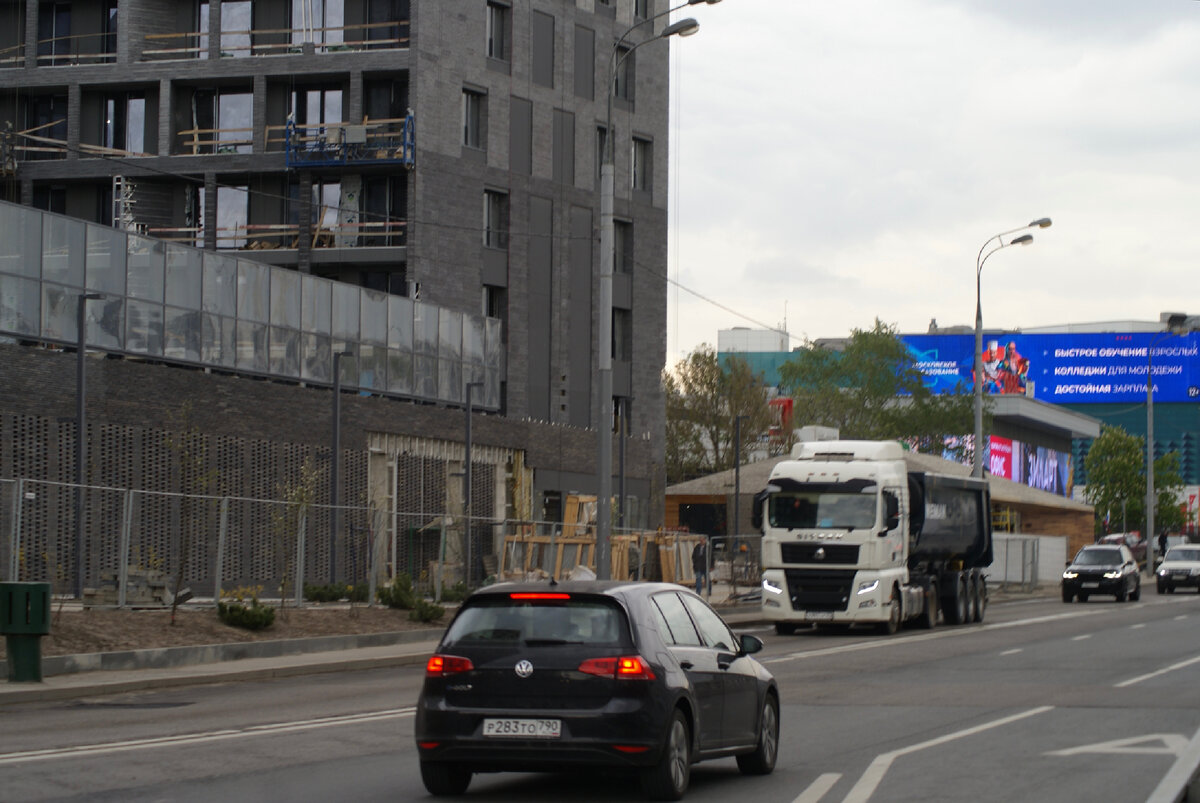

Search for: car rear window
xmin=441 ymin=595 xmax=630 ymax=648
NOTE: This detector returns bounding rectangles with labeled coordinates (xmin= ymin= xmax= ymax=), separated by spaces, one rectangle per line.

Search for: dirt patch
xmin=0 ymin=605 xmax=446 ymax=660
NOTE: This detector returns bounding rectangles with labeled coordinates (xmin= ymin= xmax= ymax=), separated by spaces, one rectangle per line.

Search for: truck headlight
xmin=857 ymin=579 xmax=879 ymax=595
xmin=762 ymin=579 xmax=783 ymax=595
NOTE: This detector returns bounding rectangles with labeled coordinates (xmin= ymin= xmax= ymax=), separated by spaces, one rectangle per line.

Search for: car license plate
xmin=482 ymin=718 xmax=561 ymax=738
xmin=804 ymin=611 xmax=834 ymax=622
xmin=1082 ymin=582 xmax=1100 ymax=588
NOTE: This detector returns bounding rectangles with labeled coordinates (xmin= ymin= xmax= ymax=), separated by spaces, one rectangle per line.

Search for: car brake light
xmin=426 ymin=654 xmax=474 ymax=677
xmin=578 ymin=655 xmax=656 ymax=680
xmin=509 ymin=592 xmax=571 ymax=600
xmin=613 ymin=745 xmax=651 ymax=753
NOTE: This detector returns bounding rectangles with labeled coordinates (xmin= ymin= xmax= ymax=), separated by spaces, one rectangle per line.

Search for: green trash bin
xmin=0 ymin=582 xmax=52 ymax=682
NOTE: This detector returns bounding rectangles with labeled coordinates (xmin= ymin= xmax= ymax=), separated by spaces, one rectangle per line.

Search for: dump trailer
xmin=754 ymin=440 xmax=993 ymax=635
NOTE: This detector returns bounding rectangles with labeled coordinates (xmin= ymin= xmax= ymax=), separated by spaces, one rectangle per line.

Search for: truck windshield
xmin=769 ymin=489 xmax=877 ymax=530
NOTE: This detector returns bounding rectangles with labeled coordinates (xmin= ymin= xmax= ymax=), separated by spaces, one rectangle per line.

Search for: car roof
xmin=465 ymin=580 xmax=692 ymax=600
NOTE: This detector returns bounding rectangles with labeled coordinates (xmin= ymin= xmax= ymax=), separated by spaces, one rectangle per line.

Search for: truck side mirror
xmin=883 ymin=491 xmax=900 ymax=533
xmin=751 ymin=489 xmax=769 ymax=531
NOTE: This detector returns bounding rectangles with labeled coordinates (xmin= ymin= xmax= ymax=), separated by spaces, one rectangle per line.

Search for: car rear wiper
xmin=523 ymin=638 xmax=584 ymax=646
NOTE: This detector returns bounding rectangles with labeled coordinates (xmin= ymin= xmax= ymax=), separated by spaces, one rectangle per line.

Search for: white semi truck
xmin=753 ymin=440 xmax=993 ymax=635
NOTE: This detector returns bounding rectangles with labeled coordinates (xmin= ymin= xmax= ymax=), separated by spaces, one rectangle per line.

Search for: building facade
xmin=0 ymin=1 xmax=672 ymax=592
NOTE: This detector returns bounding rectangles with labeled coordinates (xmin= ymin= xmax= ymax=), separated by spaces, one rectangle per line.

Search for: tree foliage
xmin=1083 ymin=424 xmax=1185 ymax=536
xmin=663 ymin=346 xmax=774 ymax=485
xmin=776 ymin=319 xmax=977 ymax=455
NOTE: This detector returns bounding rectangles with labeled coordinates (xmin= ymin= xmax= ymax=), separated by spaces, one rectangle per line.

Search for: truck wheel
xmin=918 ymin=585 xmax=938 ymax=629
xmin=973 ymin=574 xmax=987 ymax=622
xmin=942 ymin=578 xmax=968 ymax=625
xmin=878 ymin=588 xmax=900 ymax=635
xmin=967 ymin=575 xmax=980 ymax=623
xmin=774 ymin=622 xmax=797 ymax=636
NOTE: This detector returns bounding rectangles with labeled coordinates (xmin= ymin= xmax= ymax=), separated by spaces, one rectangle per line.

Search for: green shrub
xmin=346 ymin=583 xmax=369 ymax=603
xmin=303 ymin=582 xmax=370 ymax=603
xmin=440 ymin=581 xmax=470 ymax=603
xmin=218 ymin=599 xmax=276 ymax=630
xmin=410 ymin=598 xmax=445 ymax=623
xmin=376 ymin=573 xmax=417 ymax=609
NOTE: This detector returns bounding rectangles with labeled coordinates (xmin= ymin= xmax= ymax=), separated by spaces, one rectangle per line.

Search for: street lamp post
xmin=733 ymin=414 xmax=749 ymax=540
xmin=597 ymin=1 xmax=711 ymax=580
xmin=330 ymin=349 xmax=354 ymax=584
xmin=1146 ymin=315 xmax=1190 ymax=573
xmin=74 ymin=292 xmax=104 ymax=599
xmin=972 ymin=218 xmax=1051 ymax=478
xmin=464 ymin=381 xmax=483 ymax=587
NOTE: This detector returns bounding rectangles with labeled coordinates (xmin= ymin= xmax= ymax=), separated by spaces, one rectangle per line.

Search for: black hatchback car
xmin=415 ymin=581 xmax=780 ymax=800
xmin=1062 ymin=545 xmax=1141 ymax=603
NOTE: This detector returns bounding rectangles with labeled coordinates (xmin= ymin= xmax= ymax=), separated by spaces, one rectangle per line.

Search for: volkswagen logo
xmin=514 ymin=660 xmax=534 ymax=678
xmin=814 ymin=547 xmax=826 ymax=561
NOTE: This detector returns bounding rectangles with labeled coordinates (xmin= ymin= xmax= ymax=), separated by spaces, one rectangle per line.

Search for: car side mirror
xmin=739 ymin=633 xmax=763 ymax=655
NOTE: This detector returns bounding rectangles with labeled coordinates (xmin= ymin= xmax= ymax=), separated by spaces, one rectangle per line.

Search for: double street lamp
xmin=596 ymin=0 xmax=716 ymax=580
xmin=971 ymin=218 xmax=1051 ymax=478
xmin=74 ymin=292 xmax=105 ymax=599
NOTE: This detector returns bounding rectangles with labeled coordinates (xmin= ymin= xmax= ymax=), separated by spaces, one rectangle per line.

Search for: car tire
xmin=1079 ymin=593 xmax=1089 ymax=602
xmin=1116 ymin=587 xmax=1127 ymax=602
xmin=1130 ymin=581 xmax=1141 ymax=602
xmin=774 ymin=622 xmax=797 ymax=636
xmin=419 ymin=761 xmax=472 ymax=796
xmin=737 ymin=693 xmax=780 ymax=776
xmin=642 ymin=709 xmax=691 ymax=801
xmin=878 ymin=587 xmax=901 ymax=635
xmin=1062 ymin=589 xmax=1073 ymax=603
xmin=1157 ymin=582 xmax=1166 ymax=594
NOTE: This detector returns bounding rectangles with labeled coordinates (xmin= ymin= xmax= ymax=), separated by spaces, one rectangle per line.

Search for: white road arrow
xmin=1047 ymin=734 xmax=1189 ymax=757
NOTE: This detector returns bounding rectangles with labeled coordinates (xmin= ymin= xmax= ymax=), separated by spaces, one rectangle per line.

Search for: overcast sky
xmin=665 ymin=0 xmax=1200 ymax=365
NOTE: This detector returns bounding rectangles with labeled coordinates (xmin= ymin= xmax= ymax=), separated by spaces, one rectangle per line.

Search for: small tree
xmin=271 ymin=456 xmax=322 ymax=612
xmin=1084 ymin=425 xmax=1148 ymax=535
xmin=165 ymin=402 xmax=219 ymax=625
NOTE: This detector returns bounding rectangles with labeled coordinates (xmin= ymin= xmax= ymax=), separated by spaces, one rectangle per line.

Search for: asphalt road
xmin=3 ymin=592 xmax=1200 ymax=802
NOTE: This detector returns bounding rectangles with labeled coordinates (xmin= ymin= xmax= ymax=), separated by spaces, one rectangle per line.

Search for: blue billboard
xmin=901 ymin=332 xmax=1200 ymax=404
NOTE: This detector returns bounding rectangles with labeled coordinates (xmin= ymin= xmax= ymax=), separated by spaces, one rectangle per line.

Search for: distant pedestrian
xmin=1159 ymin=531 xmax=1169 ymax=560
xmin=692 ymin=539 xmax=708 ymax=594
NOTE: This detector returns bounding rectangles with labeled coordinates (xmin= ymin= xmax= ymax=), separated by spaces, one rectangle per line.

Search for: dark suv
xmin=415 ymin=581 xmax=780 ymax=800
xmin=1062 ymin=545 xmax=1141 ymax=603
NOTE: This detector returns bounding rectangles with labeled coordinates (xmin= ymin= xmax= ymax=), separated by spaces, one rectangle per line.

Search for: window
xmin=104 ymin=1 xmax=119 ymax=57
xmin=635 ymin=0 xmax=650 ymax=20
xmin=612 ymin=308 xmax=631 ymax=361
xmin=292 ymin=0 xmax=345 ymax=47
xmin=614 ymin=47 xmax=633 ymax=102
xmin=190 ymin=89 xmax=253 ymax=155
xmin=221 ymin=1 xmax=252 ymax=58
xmin=680 ymin=594 xmax=737 ymax=651
xmin=483 ymin=190 xmax=508 ymax=249
xmin=104 ymin=94 xmax=147 ymax=154
xmin=614 ymin=220 xmax=632 ymax=274
xmin=462 ymin=89 xmax=485 ymax=149
xmin=651 ymin=592 xmax=702 ymax=646
xmin=37 ymin=2 xmax=70 ymax=65
xmin=531 ymin=11 xmax=554 ymax=88
xmin=486 ymin=1 xmax=510 ymax=61
xmin=363 ymin=176 xmax=407 ymax=246
xmin=632 ymin=137 xmax=652 ymax=191
xmin=291 ymin=87 xmax=344 ymax=127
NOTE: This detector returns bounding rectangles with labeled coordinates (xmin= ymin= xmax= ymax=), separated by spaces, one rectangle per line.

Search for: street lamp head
xmin=1029 ymin=217 xmax=1052 ymax=229
xmin=661 ymin=18 xmax=700 ymax=38
xmin=1009 ymin=234 xmax=1033 ymax=246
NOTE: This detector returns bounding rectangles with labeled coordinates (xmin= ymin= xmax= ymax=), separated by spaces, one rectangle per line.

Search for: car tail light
xmin=426 ymin=654 xmax=474 ymax=677
xmin=578 ymin=655 xmax=656 ymax=680
xmin=612 ymin=745 xmax=651 ymax=753
xmin=509 ymin=592 xmax=571 ymax=600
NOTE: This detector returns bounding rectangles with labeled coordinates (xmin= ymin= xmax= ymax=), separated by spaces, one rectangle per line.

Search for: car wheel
xmin=1130 ymin=580 xmax=1141 ymax=602
xmin=642 ymin=709 xmax=691 ymax=801
xmin=1157 ymin=582 xmax=1166 ymax=594
xmin=1078 ymin=593 xmax=1089 ymax=602
xmin=774 ymin=622 xmax=797 ymax=636
xmin=1062 ymin=589 xmax=1073 ymax=603
xmin=737 ymin=693 xmax=780 ymax=776
xmin=419 ymin=761 xmax=472 ymax=796
xmin=1116 ymin=586 xmax=1127 ymax=602
xmin=878 ymin=587 xmax=900 ymax=635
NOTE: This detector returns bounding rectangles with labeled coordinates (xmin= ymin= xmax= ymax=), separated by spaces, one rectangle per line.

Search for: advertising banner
xmin=902 ymin=332 xmax=1200 ymax=404
xmin=984 ymin=435 xmax=1073 ymax=497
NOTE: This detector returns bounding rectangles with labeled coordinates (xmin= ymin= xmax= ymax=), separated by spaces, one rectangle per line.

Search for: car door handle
xmin=679 ymin=660 xmax=693 ymax=670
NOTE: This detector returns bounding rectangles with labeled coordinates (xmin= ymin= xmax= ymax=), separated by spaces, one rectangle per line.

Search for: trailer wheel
xmin=942 ymin=576 xmax=968 ymax=625
xmin=972 ymin=573 xmax=987 ymax=622
xmin=878 ymin=587 xmax=901 ymax=635
xmin=918 ymin=584 xmax=937 ymax=629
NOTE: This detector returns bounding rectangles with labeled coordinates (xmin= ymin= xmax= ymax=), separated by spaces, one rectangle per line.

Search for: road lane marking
xmin=1115 ymin=654 xmax=1200 ymax=688
xmin=1072 ymin=634 xmax=1091 ymax=641
xmin=1047 ymin=734 xmax=1187 ymax=757
xmin=839 ymin=706 xmax=1053 ymax=803
xmin=792 ymin=772 xmax=841 ymax=803
xmin=0 ymin=707 xmax=416 ymax=765
xmin=1000 ymin=648 xmax=1022 ymax=656
xmin=1175 ymin=615 xmax=1189 ymax=621
xmin=1131 ymin=623 xmax=1146 ymax=629
xmin=763 ymin=609 xmax=1107 ymax=664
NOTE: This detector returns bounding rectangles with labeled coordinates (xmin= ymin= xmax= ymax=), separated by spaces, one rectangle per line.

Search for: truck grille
xmin=784 ymin=569 xmax=856 ymax=612
xmin=780 ymin=543 xmax=860 ymax=564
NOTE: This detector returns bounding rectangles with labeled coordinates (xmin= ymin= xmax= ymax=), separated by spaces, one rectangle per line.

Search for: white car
xmin=1156 ymin=545 xmax=1200 ymax=594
